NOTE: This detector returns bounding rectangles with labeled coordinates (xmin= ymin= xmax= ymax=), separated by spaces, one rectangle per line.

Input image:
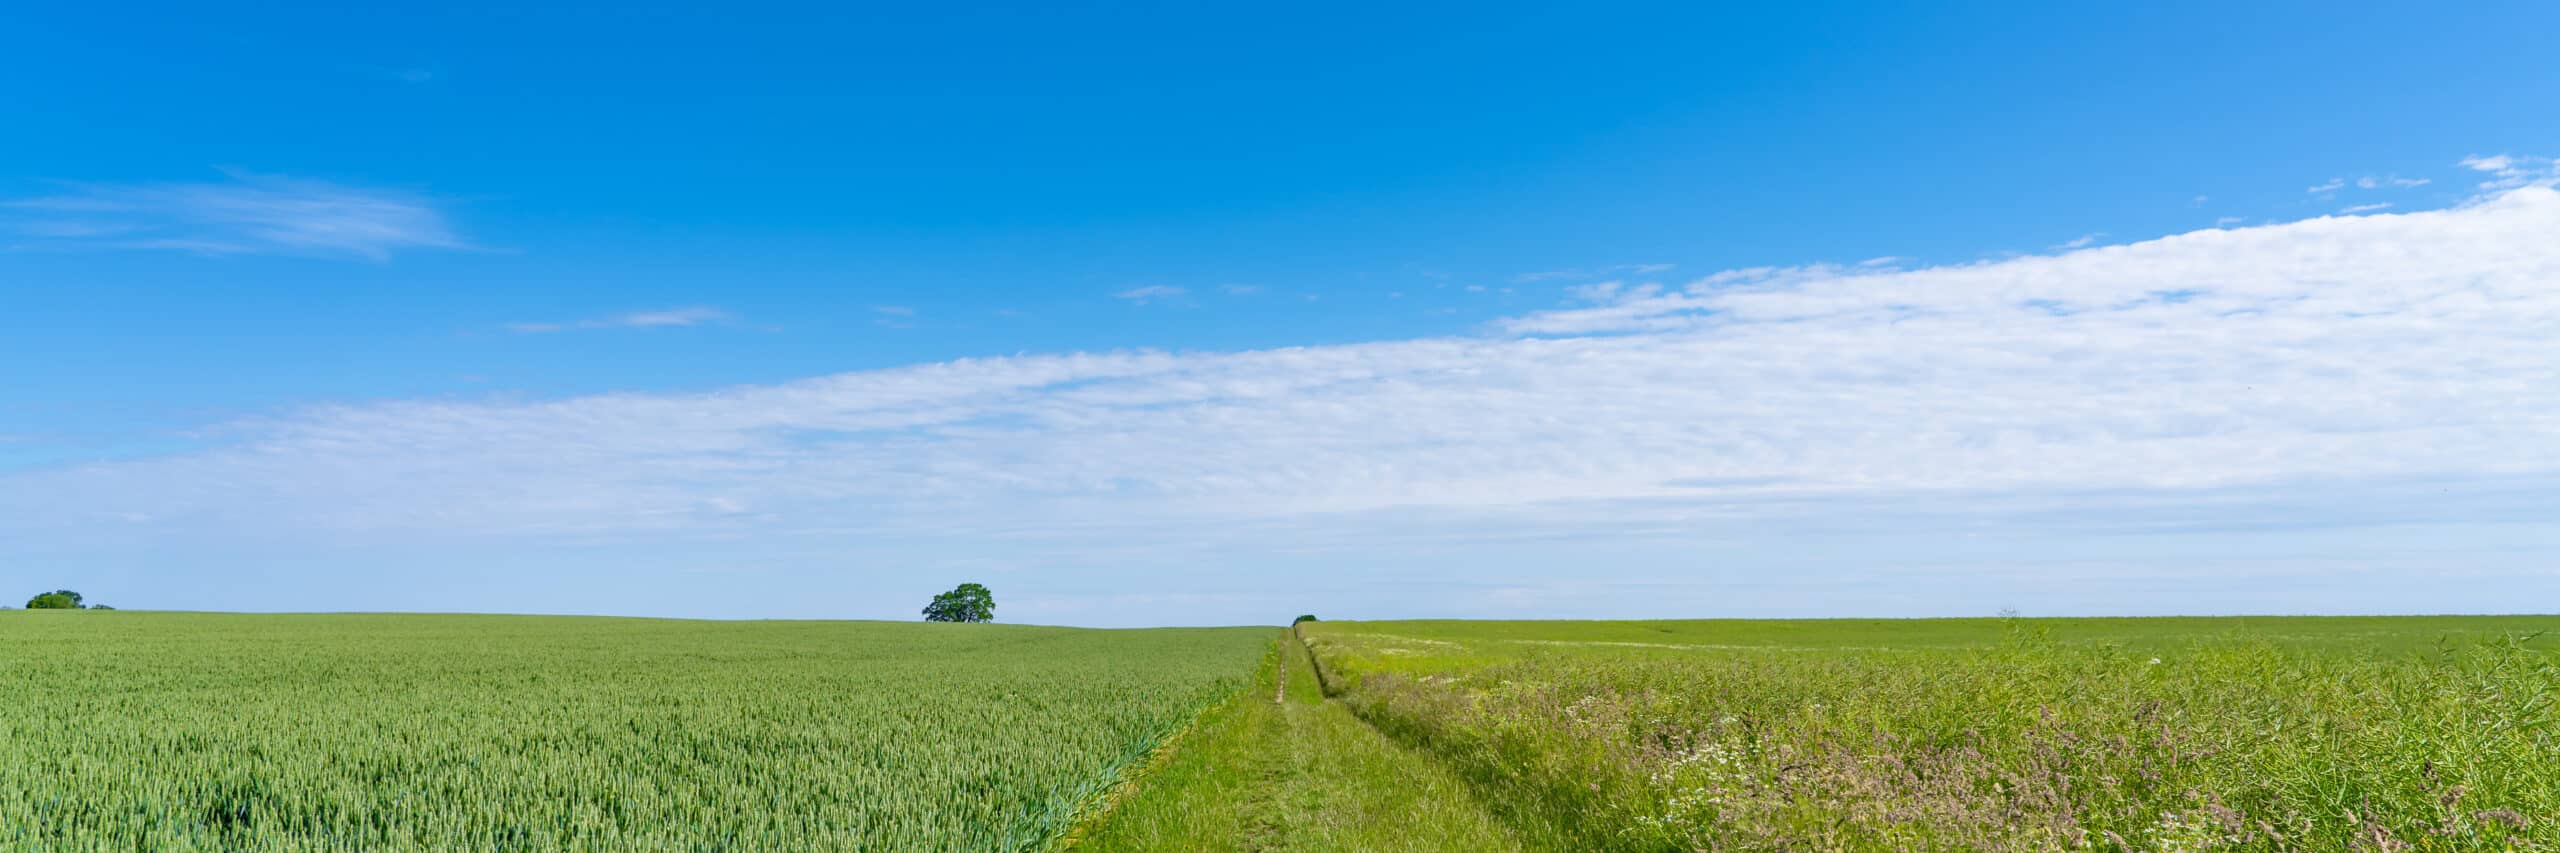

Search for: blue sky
xmin=5 ymin=2 xmax=2559 ymax=624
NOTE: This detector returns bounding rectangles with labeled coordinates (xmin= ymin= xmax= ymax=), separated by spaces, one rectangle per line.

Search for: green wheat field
xmin=3 ymin=611 xmax=2554 ymax=850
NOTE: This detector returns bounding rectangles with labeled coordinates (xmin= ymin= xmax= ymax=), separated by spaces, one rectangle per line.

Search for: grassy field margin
xmin=1303 ymin=616 xmax=2560 ymax=850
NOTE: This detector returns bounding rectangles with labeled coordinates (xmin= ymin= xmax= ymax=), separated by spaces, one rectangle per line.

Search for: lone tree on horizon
xmin=922 ymin=583 xmax=995 ymax=623
xmin=24 ymin=590 xmax=90 ymax=610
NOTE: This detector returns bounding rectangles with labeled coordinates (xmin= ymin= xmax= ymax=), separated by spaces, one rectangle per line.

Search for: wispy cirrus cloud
xmin=1512 ymin=263 xmax=1673 ymax=283
xmin=504 ymin=306 xmax=731 ymax=334
xmin=13 ymin=170 xmax=2560 ymax=622
xmin=2309 ymin=174 xmax=2430 ymax=195
xmin=1114 ymin=285 xmax=1187 ymax=304
xmin=2460 ymin=153 xmax=2560 ymax=191
xmin=17 ymin=184 xmax=2560 ymax=537
xmin=344 ymin=63 xmax=440 ymax=84
xmin=871 ymin=305 xmax=917 ymax=328
xmin=3 ymin=170 xmax=466 ymax=260
xmin=1505 ymin=183 xmax=2554 ymax=338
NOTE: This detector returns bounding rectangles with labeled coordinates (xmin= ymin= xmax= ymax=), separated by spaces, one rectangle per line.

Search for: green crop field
xmin=0 ymin=612 xmax=1268 ymax=849
xmin=8 ymin=611 xmax=2556 ymax=851
xmin=1296 ymin=616 xmax=2560 ymax=850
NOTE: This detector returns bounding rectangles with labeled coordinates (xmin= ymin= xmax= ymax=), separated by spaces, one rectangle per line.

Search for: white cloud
xmin=2053 ymin=233 xmax=2101 ymax=250
xmin=2462 ymin=154 xmax=2513 ymax=172
xmin=12 ymin=187 xmax=2560 ymax=558
xmin=2 ymin=170 xmax=466 ymax=260
xmin=15 ymin=179 xmax=2560 ymax=622
xmin=2355 ymin=175 xmax=2429 ymax=189
xmin=2306 ymin=174 xmax=2430 ymax=195
xmin=507 ymin=306 xmax=730 ymax=334
xmin=2339 ymin=202 xmax=2394 ymax=214
xmin=1513 ymin=263 xmax=1673 ymax=283
xmin=1115 ymin=285 xmax=1187 ymax=303
xmin=351 ymin=65 xmax=439 ymax=84
xmin=619 ymin=307 xmax=726 ymax=327
xmin=2461 ymin=153 xmax=2559 ymax=191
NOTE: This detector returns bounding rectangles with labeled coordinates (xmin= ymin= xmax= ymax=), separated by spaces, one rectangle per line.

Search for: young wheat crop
xmin=0 ymin=612 xmax=1269 ymax=850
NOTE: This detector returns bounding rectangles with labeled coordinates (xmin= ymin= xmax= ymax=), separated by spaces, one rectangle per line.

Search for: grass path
xmin=1068 ymin=629 xmax=1526 ymax=852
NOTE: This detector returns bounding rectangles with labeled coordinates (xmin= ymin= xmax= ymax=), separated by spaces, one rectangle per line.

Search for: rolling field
xmin=1299 ymin=616 xmax=2560 ymax=850
xmin=0 ymin=612 xmax=1268 ymax=849
xmin=7 ymin=611 xmax=2555 ymax=850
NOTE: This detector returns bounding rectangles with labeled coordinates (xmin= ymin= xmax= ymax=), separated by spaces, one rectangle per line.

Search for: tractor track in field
xmin=1072 ymin=626 xmax=1525 ymax=850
